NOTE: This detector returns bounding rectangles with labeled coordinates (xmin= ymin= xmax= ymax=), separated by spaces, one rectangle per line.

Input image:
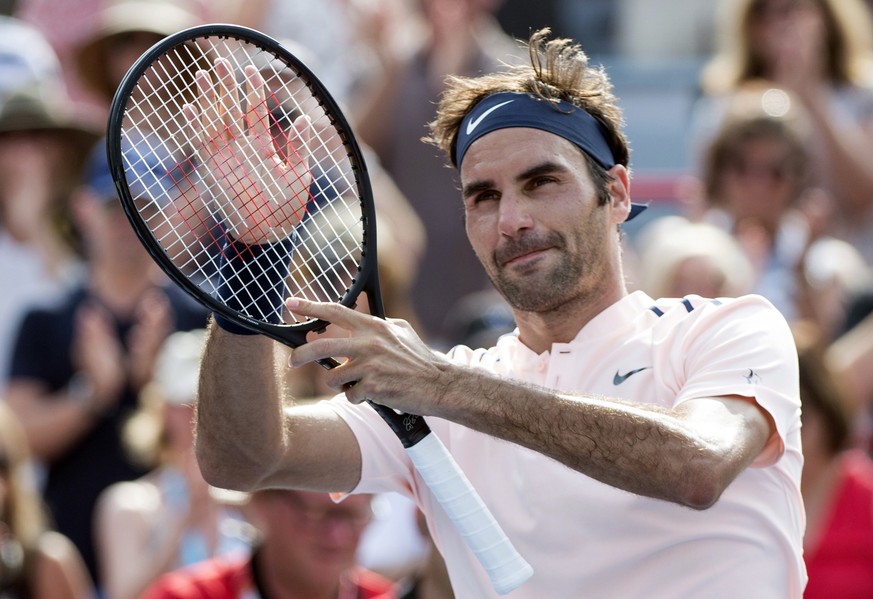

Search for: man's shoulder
xmin=647 ymin=294 xmax=782 ymax=325
xmin=643 ymin=294 xmax=793 ymax=356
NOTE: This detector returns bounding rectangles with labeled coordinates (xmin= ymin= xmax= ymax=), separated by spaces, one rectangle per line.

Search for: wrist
xmin=212 ymin=312 xmax=257 ymax=335
xmin=216 ymin=231 xmax=296 ymax=327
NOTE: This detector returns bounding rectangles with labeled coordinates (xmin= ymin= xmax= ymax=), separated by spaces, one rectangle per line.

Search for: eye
xmin=528 ymin=176 xmax=557 ymax=190
xmin=470 ymin=190 xmax=500 ymax=205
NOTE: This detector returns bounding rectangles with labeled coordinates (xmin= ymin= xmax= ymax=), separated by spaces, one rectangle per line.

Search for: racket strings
xmin=119 ymin=34 xmax=368 ymax=325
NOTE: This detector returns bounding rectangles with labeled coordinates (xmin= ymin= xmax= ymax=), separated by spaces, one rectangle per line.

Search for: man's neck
xmin=514 ymin=284 xmax=628 ymax=355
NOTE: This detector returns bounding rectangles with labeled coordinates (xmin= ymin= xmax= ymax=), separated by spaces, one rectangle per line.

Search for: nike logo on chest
xmin=613 ymin=366 xmax=653 ymax=385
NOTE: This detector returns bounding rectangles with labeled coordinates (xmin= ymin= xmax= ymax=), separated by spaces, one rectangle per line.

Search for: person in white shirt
xmin=194 ymin=28 xmax=805 ymax=598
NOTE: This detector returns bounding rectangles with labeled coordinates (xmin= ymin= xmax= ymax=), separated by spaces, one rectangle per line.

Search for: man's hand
xmin=73 ymin=303 xmax=126 ymax=413
xmin=284 ymin=297 xmax=452 ymax=415
xmin=126 ymin=289 xmax=173 ymax=390
xmin=184 ymin=58 xmax=313 ymax=245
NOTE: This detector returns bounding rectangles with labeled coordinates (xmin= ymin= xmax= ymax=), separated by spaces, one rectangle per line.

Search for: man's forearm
xmin=432 ymin=366 xmax=767 ymax=509
xmin=195 ymin=322 xmax=288 ymax=491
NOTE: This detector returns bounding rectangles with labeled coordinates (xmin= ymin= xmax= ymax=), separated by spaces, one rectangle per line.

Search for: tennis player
xmin=195 ymin=29 xmax=805 ymax=598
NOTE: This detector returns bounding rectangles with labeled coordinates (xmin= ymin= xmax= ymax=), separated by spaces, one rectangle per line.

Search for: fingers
xmin=195 ymin=68 xmax=221 ymax=143
xmin=187 ymin=60 xmax=246 ymax=145
xmin=286 ymin=114 xmax=312 ymax=168
xmin=184 ymin=59 xmax=310 ymax=163
xmin=215 ymin=58 xmax=244 ymax=138
xmin=285 ymin=297 xmax=374 ymax=331
xmin=243 ymin=65 xmax=271 ymax=157
xmin=182 ymin=70 xmax=211 ymax=157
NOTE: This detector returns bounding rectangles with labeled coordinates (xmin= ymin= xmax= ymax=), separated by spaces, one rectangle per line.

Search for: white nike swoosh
xmin=465 ymin=99 xmax=515 ymax=135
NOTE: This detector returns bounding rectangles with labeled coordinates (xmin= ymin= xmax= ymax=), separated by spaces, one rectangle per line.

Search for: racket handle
xmin=405 ymin=432 xmax=533 ymax=595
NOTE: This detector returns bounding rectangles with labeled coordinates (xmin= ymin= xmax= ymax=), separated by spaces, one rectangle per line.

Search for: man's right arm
xmin=194 ymin=322 xmax=363 ymax=493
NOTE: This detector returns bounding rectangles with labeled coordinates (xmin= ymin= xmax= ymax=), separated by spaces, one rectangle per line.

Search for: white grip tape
xmin=406 ymin=432 xmax=534 ymax=595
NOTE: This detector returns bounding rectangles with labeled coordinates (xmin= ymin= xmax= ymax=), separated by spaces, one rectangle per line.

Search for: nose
xmin=497 ymin=192 xmax=534 ymax=237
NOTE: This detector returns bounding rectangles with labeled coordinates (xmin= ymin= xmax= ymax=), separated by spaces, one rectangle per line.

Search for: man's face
xmin=257 ymin=490 xmax=372 ymax=590
xmin=460 ymin=128 xmax=623 ymax=314
xmin=719 ymin=136 xmax=799 ymax=228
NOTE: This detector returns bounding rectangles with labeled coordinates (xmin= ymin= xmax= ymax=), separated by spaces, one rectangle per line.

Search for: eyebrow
xmin=461 ymin=161 xmax=568 ymax=200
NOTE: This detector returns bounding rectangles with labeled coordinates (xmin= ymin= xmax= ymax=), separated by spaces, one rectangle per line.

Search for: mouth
xmin=496 ymin=237 xmax=556 ymax=267
xmin=500 ymin=247 xmax=549 ymax=268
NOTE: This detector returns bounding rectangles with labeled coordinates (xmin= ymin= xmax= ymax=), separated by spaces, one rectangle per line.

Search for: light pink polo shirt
xmin=326 ymin=291 xmax=806 ymax=598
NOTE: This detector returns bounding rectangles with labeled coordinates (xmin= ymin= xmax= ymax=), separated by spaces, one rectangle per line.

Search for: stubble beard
xmin=489 ymin=231 xmax=594 ymax=313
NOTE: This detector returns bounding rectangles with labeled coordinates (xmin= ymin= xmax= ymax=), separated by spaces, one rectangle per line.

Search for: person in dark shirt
xmin=5 ymin=139 xmax=207 ymax=587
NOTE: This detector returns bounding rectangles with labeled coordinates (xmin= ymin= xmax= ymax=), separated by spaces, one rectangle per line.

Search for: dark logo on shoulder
xmin=613 ymin=366 xmax=652 ymax=386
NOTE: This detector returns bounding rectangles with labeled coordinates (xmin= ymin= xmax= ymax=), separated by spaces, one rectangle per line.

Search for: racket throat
xmin=367 ymin=401 xmax=432 ymax=448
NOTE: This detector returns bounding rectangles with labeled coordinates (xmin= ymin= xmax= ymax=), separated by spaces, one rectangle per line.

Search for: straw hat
xmin=74 ymin=0 xmax=202 ymax=101
xmin=0 ymin=84 xmax=102 ymax=175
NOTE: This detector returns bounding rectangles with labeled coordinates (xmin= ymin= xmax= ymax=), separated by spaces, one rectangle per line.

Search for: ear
xmin=606 ymin=164 xmax=632 ymax=224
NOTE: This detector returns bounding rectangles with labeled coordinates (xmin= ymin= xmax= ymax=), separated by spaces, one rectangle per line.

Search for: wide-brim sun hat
xmin=74 ymin=0 xmax=201 ymax=101
xmin=0 ymin=84 xmax=102 ymax=180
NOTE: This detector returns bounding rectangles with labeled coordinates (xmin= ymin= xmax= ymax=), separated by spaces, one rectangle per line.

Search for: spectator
xmin=693 ymin=0 xmax=873 ymax=263
xmin=141 ymin=490 xmax=396 ymax=599
xmin=224 ymin=0 xmax=402 ymax=106
xmin=794 ymin=322 xmax=873 ymax=598
xmin=693 ymin=89 xmax=842 ymax=322
xmin=826 ymin=310 xmax=873 ymax=442
xmin=274 ymin=204 xmax=432 ymax=587
xmin=633 ymin=216 xmax=755 ymax=299
xmin=72 ymin=0 xmax=203 ymax=111
xmin=799 ymin=236 xmax=873 ymax=338
xmin=0 ymin=401 xmax=93 ymax=598
xmin=4 ymin=139 xmax=207 ymax=587
xmin=94 ymin=329 xmax=251 ymax=599
xmin=0 ymin=59 xmax=100 ymax=383
xmin=0 ymin=17 xmax=99 ymax=384
xmin=441 ymin=289 xmax=515 ymax=351
xmin=349 ymin=0 xmax=522 ymax=345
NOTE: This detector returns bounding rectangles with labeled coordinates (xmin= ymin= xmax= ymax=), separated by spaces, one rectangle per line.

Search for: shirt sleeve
xmin=670 ymin=295 xmax=801 ymax=467
xmin=322 ymin=396 xmax=419 ymax=497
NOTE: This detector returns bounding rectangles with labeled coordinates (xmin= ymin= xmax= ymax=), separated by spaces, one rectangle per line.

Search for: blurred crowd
xmin=1 ymin=0 xmax=873 ymax=597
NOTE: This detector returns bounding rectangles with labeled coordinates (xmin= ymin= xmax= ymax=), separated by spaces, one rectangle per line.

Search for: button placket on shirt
xmin=546 ymin=344 xmax=575 ymax=388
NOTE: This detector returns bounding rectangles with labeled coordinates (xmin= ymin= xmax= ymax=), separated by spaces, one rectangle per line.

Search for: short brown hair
xmin=425 ymin=28 xmax=630 ymax=170
xmin=702 ymin=107 xmax=812 ymax=204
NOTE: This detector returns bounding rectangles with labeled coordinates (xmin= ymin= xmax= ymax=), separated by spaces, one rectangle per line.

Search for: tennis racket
xmin=106 ymin=24 xmax=532 ymax=595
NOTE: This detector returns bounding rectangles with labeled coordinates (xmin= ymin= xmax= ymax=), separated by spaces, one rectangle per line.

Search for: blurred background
xmin=3 ymin=1 xmax=873 ymax=598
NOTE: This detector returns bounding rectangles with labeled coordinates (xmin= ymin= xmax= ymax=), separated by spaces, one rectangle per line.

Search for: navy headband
xmin=454 ymin=92 xmax=646 ymax=220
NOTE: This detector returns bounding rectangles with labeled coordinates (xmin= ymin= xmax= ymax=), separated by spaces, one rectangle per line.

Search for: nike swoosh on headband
xmin=465 ymin=99 xmax=515 ymax=135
